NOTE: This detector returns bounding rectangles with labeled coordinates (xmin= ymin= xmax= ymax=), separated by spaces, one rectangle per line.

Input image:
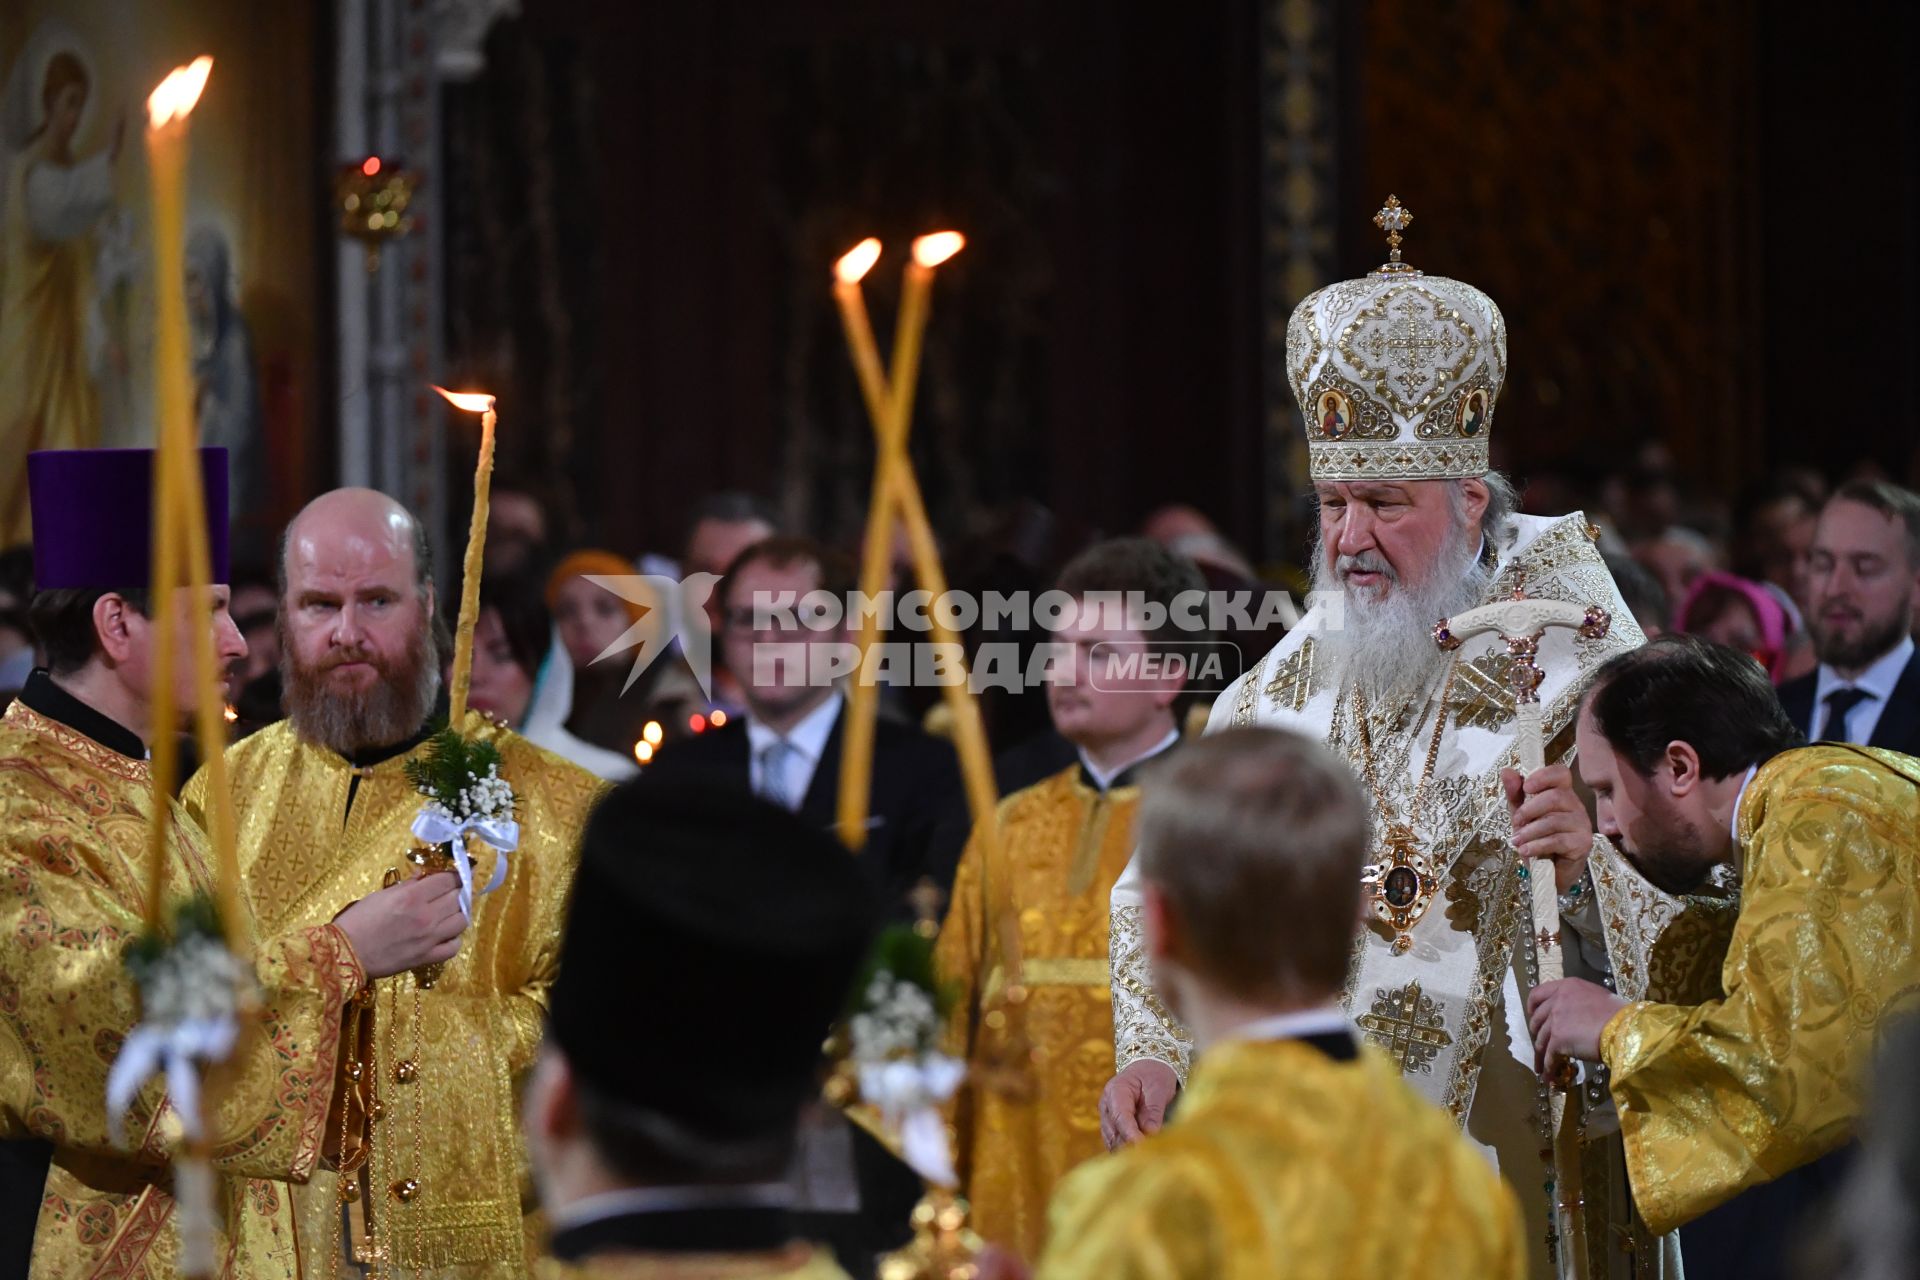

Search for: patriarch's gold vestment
xmin=0 ymin=698 xmax=364 ymax=1279
xmin=190 ymin=713 xmax=599 ymax=1277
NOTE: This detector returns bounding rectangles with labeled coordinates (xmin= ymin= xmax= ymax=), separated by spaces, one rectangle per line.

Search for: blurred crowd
xmin=0 ymin=447 xmax=1916 ymax=785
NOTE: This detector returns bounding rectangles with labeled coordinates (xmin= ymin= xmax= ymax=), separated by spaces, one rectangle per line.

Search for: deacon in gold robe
xmin=934 ymin=538 xmax=1198 ymax=1258
xmin=187 ymin=489 xmax=600 ymax=1278
xmin=527 ymin=781 xmax=877 ymax=1280
xmin=2 ymin=449 xmax=464 ymax=1278
xmin=1033 ymin=728 xmax=1524 ymax=1280
xmin=1528 ymin=636 xmax=1920 ymax=1256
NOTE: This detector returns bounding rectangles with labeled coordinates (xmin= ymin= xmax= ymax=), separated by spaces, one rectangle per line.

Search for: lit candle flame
xmin=835 ymin=237 xmax=882 ymax=285
xmin=147 ymin=56 xmax=213 ymax=129
xmin=223 ymin=704 xmax=239 ymax=724
xmin=634 ymin=740 xmax=654 ymax=764
xmin=911 ymin=231 xmax=965 ymax=268
xmin=433 ymin=385 xmax=496 ymax=413
xmin=642 ymin=720 xmax=664 ymax=747
xmin=710 ymin=709 xmax=728 ymax=728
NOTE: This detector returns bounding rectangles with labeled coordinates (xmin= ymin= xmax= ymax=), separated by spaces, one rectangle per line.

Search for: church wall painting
xmin=0 ymin=1 xmax=320 ymax=554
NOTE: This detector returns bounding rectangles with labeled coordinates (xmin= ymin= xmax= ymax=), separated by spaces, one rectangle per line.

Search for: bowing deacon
xmin=1528 ymin=635 xmax=1920 ymax=1276
xmin=0 ymin=450 xmax=462 ymax=1279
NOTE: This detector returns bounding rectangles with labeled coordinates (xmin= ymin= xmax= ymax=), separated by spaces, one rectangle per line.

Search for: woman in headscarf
xmin=545 ymin=548 xmax=707 ymax=757
xmin=1677 ymin=570 xmax=1813 ymax=685
xmin=467 ymin=570 xmax=638 ymax=781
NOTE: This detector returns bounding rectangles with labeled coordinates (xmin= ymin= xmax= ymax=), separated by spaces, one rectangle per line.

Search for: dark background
xmin=436 ymin=0 xmax=1920 ymax=566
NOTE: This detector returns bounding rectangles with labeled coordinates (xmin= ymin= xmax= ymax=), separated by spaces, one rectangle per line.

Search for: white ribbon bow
xmin=410 ymin=808 xmax=519 ymax=921
xmin=104 ymin=1015 xmax=239 ymax=1146
xmin=858 ymin=1052 xmax=968 ymax=1187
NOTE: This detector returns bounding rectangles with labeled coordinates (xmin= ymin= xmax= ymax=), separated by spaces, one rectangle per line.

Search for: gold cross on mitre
xmin=1373 ymin=193 xmax=1417 ymax=276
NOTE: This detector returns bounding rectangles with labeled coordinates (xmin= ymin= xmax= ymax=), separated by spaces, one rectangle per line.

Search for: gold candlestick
xmin=433 ymin=387 xmax=499 ymax=727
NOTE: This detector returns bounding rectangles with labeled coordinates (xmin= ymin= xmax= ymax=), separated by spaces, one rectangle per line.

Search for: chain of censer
xmin=1350 ymin=656 xmax=1458 ymax=834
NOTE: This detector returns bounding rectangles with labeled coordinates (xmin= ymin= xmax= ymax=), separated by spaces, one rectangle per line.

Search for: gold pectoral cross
xmin=1359 ymin=824 xmax=1439 ymax=955
xmin=1357 ymin=981 xmax=1453 ymax=1076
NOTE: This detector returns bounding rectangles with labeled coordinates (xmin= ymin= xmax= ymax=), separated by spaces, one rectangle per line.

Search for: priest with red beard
xmin=184 ymin=488 xmax=603 ymax=1279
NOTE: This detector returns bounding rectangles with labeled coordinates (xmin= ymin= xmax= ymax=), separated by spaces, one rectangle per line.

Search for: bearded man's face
xmin=1311 ymin=479 xmax=1491 ymax=700
xmin=280 ymin=511 xmax=439 ymax=754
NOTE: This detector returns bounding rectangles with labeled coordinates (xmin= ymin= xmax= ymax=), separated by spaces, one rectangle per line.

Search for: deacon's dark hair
xmin=1055 ymin=537 xmax=1212 ymax=715
xmin=1584 ymin=634 xmax=1802 ymax=779
xmin=1829 ymin=479 xmax=1920 ymax=569
xmin=718 ymin=536 xmax=856 ymax=621
xmin=28 ymin=588 xmax=150 ymax=676
xmin=1054 ymin=537 xmax=1210 ymax=655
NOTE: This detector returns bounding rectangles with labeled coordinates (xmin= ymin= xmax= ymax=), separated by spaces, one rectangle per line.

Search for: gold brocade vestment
xmin=932 ymin=763 xmax=1143 ymax=1259
xmin=187 ymin=714 xmax=599 ymax=1278
xmin=1035 ymin=1038 xmax=1528 ymax=1279
xmin=1601 ymin=745 xmax=1920 ymax=1234
xmin=0 ymin=699 xmax=364 ymax=1279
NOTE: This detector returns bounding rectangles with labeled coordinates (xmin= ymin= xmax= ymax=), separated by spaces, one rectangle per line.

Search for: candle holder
xmin=335 ymin=157 xmax=417 ymax=271
xmin=877 ymin=1188 xmax=985 ymax=1280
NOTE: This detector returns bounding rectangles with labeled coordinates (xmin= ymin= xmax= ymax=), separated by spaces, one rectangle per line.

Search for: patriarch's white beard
xmin=1311 ymin=520 xmax=1491 ymax=704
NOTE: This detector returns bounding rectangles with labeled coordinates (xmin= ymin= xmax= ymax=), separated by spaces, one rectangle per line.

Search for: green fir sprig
xmin=125 ymin=893 xmax=225 ymax=983
xmin=403 ymin=727 xmax=510 ymax=816
xmin=848 ymin=924 xmax=950 ymax=1019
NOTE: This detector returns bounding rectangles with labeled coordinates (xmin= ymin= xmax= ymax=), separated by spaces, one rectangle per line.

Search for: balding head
xmin=281 ymin=488 xmax=431 ymax=599
xmin=278 ymin=489 xmax=440 ymax=753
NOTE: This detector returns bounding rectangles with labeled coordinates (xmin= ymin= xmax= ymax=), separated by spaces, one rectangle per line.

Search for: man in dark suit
xmin=1777 ymin=480 xmax=1920 ymax=755
xmin=642 ymin=534 xmax=965 ymax=1276
xmin=644 ymin=535 xmax=967 ymax=908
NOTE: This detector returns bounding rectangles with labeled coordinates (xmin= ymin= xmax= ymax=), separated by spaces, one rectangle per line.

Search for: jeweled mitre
xmin=1287 ymin=195 xmax=1507 ymax=482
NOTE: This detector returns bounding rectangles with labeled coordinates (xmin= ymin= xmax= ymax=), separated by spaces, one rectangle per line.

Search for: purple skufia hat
xmin=28 ymin=448 xmax=230 ymax=591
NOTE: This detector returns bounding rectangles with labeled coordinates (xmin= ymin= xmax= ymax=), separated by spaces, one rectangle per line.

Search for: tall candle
xmin=888 ymin=234 xmax=999 ymax=854
xmin=435 ymin=388 xmax=499 ymax=727
xmin=832 ymin=240 xmax=893 ymax=850
xmin=830 ymin=231 xmax=1002 ymax=864
xmin=143 ymin=57 xmax=239 ymax=942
